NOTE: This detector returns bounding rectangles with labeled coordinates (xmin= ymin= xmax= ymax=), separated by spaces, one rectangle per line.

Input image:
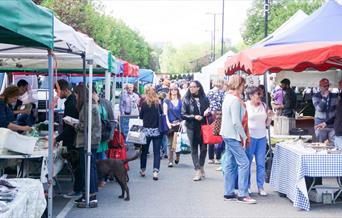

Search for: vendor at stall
xmin=272 ymin=78 xmax=296 ymax=118
xmin=13 ymin=79 xmax=30 ymax=116
xmin=313 ymin=78 xmax=338 ymax=143
xmin=0 ymin=86 xmax=32 ymax=132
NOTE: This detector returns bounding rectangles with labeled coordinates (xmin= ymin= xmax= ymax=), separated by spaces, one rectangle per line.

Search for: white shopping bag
xmin=128 ymin=118 xmax=143 ymax=130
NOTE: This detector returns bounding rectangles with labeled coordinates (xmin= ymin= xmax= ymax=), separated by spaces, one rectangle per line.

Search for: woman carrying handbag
xmin=163 ymin=83 xmax=182 ymax=167
xmin=181 ymin=81 xmax=210 ymax=181
xmin=139 ymin=85 xmax=163 ymax=180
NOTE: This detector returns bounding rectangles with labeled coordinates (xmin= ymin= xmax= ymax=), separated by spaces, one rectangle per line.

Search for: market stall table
xmin=0 ymin=178 xmax=46 ymax=218
xmin=0 ymin=146 xmax=65 ymax=184
xmin=270 ymin=142 xmax=342 ymax=211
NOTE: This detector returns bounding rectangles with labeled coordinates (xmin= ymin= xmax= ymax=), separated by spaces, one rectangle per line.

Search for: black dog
xmin=96 ymin=151 xmax=140 ymax=201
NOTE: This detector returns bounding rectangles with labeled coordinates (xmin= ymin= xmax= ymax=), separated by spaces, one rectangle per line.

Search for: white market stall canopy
xmin=0 ymin=16 xmax=113 ymax=71
xmin=274 ymin=70 xmax=342 ymax=88
xmin=201 ymin=50 xmax=235 ymax=77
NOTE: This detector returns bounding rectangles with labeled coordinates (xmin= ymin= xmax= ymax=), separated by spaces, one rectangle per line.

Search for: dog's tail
xmin=123 ymin=151 xmax=141 ymax=163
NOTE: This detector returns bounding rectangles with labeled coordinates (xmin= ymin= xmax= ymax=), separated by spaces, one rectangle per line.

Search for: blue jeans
xmin=222 ymin=138 xmax=249 ymax=197
xmin=141 ymin=136 xmax=162 ymax=172
xmin=335 ymin=136 xmax=342 ymax=150
xmin=79 ymin=148 xmax=98 ymax=194
xmin=245 ymin=137 xmax=267 ymax=189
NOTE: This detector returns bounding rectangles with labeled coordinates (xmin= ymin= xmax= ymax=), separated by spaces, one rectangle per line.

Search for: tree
xmin=242 ymin=0 xmax=324 ymax=46
xmin=41 ymin=0 xmax=155 ymax=70
xmin=159 ymin=43 xmax=212 ymax=74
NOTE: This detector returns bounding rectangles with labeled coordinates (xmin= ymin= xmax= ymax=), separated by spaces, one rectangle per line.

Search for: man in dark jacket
xmin=54 ymin=79 xmax=82 ymax=198
xmin=279 ymin=78 xmax=296 ymax=118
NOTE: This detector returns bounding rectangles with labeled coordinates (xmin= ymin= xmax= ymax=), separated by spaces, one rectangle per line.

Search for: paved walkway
xmin=54 ymin=148 xmax=342 ymax=218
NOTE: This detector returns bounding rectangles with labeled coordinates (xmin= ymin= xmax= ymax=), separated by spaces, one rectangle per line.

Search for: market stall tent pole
xmin=105 ymin=51 xmax=113 ymax=101
xmin=112 ymin=75 xmax=116 ymax=109
xmin=47 ymin=50 xmax=54 ymax=218
xmin=86 ymin=59 xmax=93 ymax=207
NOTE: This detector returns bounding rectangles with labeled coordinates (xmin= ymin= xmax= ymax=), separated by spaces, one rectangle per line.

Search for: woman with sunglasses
xmin=181 ymin=80 xmax=210 ymax=181
xmin=163 ymin=83 xmax=182 ymax=167
xmin=245 ymin=86 xmax=273 ymax=196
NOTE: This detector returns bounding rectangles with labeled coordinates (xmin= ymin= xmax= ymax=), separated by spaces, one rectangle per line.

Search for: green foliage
xmin=41 ymin=0 xmax=154 ymax=70
xmin=242 ymin=0 xmax=324 ymax=46
xmin=159 ymin=43 xmax=211 ymax=74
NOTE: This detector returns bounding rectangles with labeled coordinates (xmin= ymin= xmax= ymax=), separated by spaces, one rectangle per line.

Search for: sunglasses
xmin=170 ymin=88 xmax=178 ymax=91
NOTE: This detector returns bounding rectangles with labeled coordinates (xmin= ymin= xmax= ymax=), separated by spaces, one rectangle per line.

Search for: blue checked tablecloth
xmin=270 ymin=142 xmax=342 ymax=211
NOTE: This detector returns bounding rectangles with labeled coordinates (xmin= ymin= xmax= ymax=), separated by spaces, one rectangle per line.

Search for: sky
xmin=101 ymin=0 xmax=253 ymax=47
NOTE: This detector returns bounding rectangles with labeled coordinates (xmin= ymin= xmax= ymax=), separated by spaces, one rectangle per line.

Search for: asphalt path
xmin=54 ymin=148 xmax=342 ymax=218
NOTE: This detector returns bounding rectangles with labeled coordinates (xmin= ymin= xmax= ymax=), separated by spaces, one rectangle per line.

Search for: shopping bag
xmin=128 ymin=118 xmax=143 ymax=130
xmin=175 ymin=123 xmax=191 ymax=154
xmin=171 ymin=132 xmax=178 ymax=152
xmin=201 ymin=118 xmax=223 ymax=144
xmin=126 ymin=125 xmax=146 ymax=144
xmin=180 ymin=133 xmax=191 ymax=154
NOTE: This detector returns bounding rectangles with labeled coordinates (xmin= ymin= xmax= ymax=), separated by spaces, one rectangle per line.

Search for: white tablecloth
xmin=0 ymin=178 xmax=46 ymax=218
xmin=270 ymin=142 xmax=342 ymax=211
xmin=0 ymin=146 xmax=65 ymax=183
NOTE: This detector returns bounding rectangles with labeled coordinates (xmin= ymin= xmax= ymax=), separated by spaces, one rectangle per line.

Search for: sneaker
xmin=74 ymin=195 xmax=85 ymax=204
xmin=164 ymin=154 xmax=168 ymax=159
xmin=175 ymin=157 xmax=180 ymax=164
xmin=63 ymin=191 xmax=82 ymax=199
xmin=139 ymin=170 xmax=146 ymax=177
xmin=153 ymin=171 xmax=159 ymax=181
xmin=237 ymin=196 xmax=257 ymax=204
xmin=76 ymin=195 xmax=98 ymax=208
xmin=193 ymin=170 xmax=201 ymax=181
xmin=168 ymin=162 xmax=173 ymax=167
xmin=258 ymin=189 xmax=268 ymax=196
xmin=89 ymin=195 xmax=98 ymax=208
xmin=214 ymin=159 xmax=221 ymax=165
xmin=200 ymin=167 xmax=205 ymax=178
xmin=224 ymin=194 xmax=237 ymax=201
xmin=208 ymin=159 xmax=214 ymax=164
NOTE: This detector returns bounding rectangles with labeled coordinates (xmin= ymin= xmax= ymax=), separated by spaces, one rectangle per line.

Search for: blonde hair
xmin=212 ymin=79 xmax=224 ymax=89
xmin=227 ymin=75 xmax=245 ymax=91
xmin=144 ymin=85 xmax=160 ymax=107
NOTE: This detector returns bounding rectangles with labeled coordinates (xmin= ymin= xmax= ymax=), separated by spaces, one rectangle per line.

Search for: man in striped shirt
xmin=313 ymin=78 xmax=338 ymax=142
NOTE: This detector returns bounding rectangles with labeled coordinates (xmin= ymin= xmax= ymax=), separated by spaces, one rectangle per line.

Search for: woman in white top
xmin=245 ymin=86 xmax=272 ymax=196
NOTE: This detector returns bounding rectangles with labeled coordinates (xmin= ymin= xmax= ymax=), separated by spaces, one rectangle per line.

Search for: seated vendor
xmin=0 ymin=86 xmax=32 ymax=133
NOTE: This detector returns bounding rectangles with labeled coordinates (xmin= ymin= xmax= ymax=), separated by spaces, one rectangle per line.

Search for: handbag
xmin=158 ymin=105 xmax=169 ymax=134
xmin=201 ymin=118 xmax=223 ymax=144
xmin=213 ymin=111 xmax=222 ymax=136
xmin=126 ymin=125 xmax=146 ymax=144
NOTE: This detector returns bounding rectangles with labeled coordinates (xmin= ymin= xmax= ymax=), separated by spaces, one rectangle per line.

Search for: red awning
xmin=123 ymin=62 xmax=139 ymax=77
xmin=225 ymin=42 xmax=342 ymax=75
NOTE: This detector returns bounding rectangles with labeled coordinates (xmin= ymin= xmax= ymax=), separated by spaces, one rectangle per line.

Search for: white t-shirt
xmin=246 ymin=101 xmax=267 ymax=139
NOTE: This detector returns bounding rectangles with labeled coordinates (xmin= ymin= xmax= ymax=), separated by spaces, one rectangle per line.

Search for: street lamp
xmin=206 ymin=12 xmax=221 ymax=61
xmin=264 ymin=0 xmax=269 ymax=38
